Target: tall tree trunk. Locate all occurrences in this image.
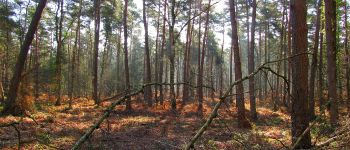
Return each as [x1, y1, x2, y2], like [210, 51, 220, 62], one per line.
[282, 3, 288, 107]
[154, 1, 161, 104]
[197, 0, 211, 113]
[345, 1, 350, 117]
[92, 0, 100, 105]
[290, 0, 311, 148]
[69, 0, 82, 109]
[319, 23, 325, 111]
[196, 0, 203, 112]
[55, 0, 64, 106]
[249, 0, 257, 120]
[229, 0, 248, 128]
[143, 0, 152, 107]
[264, 22, 269, 100]
[183, 0, 192, 105]
[219, 19, 225, 97]
[123, 0, 132, 111]
[169, 0, 176, 111]
[309, 0, 322, 120]
[325, 0, 338, 126]
[2, 0, 47, 115]
[116, 28, 122, 92]
[34, 29, 39, 102]
[287, 9, 292, 109]
[159, 0, 167, 105]
[258, 27, 263, 102]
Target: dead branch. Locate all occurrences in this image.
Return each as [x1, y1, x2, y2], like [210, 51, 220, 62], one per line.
[71, 82, 214, 149]
[184, 65, 264, 149]
[70, 88, 144, 150]
[185, 52, 310, 149]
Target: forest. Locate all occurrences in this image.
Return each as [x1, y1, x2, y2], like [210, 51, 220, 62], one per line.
[0, 0, 350, 149]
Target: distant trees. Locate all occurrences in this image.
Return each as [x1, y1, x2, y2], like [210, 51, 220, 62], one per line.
[2, 1, 350, 149]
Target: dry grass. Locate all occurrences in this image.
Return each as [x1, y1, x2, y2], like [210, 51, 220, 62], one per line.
[1, 94, 347, 149]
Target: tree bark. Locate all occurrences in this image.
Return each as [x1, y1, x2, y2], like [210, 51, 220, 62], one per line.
[154, 1, 161, 104]
[290, 0, 311, 148]
[55, 0, 64, 106]
[309, 0, 322, 120]
[143, 0, 153, 107]
[344, 1, 350, 117]
[197, 0, 211, 113]
[229, 0, 248, 128]
[2, 0, 47, 115]
[249, 0, 257, 120]
[169, 0, 176, 111]
[92, 0, 100, 105]
[123, 0, 132, 111]
[325, 0, 338, 126]
[158, 0, 167, 105]
[196, 0, 203, 112]
[182, 0, 192, 105]
[319, 23, 325, 111]
[69, 0, 82, 109]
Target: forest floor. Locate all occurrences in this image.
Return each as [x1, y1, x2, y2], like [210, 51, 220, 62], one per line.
[0, 94, 347, 150]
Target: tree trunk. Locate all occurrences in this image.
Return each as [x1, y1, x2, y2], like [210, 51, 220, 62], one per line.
[319, 23, 324, 111]
[158, 0, 167, 105]
[249, 0, 257, 120]
[325, 0, 338, 126]
[182, 0, 192, 105]
[154, 1, 161, 104]
[309, 0, 322, 120]
[264, 22, 269, 100]
[290, 0, 311, 148]
[197, 0, 211, 113]
[123, 0, 132, 111]
[34, 29, 39, 102]
[344, 1, 350, 117]
[2, 0, 47, 115]
[69, 0, 82, 109]
[220, 19, 225, 97]
[92, 0, 100, 105]
[229, 0, 248, 128]
[143, 0, 153, 107]
[196, 0, 203, 112]
[169, 0, 176, 111]
[55, 0, 64, 106]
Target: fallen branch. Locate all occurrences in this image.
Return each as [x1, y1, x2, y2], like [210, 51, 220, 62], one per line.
[71, 82, 215, 149]
[185, 65, 264, 150]
[184, 52, 309, 149]
[70, 88, 144, 150]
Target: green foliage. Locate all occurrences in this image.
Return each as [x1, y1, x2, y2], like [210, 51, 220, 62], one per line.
[36, 132, 52, 145]
[311, 116, 335, 137]
[206, 140, 218, 150]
